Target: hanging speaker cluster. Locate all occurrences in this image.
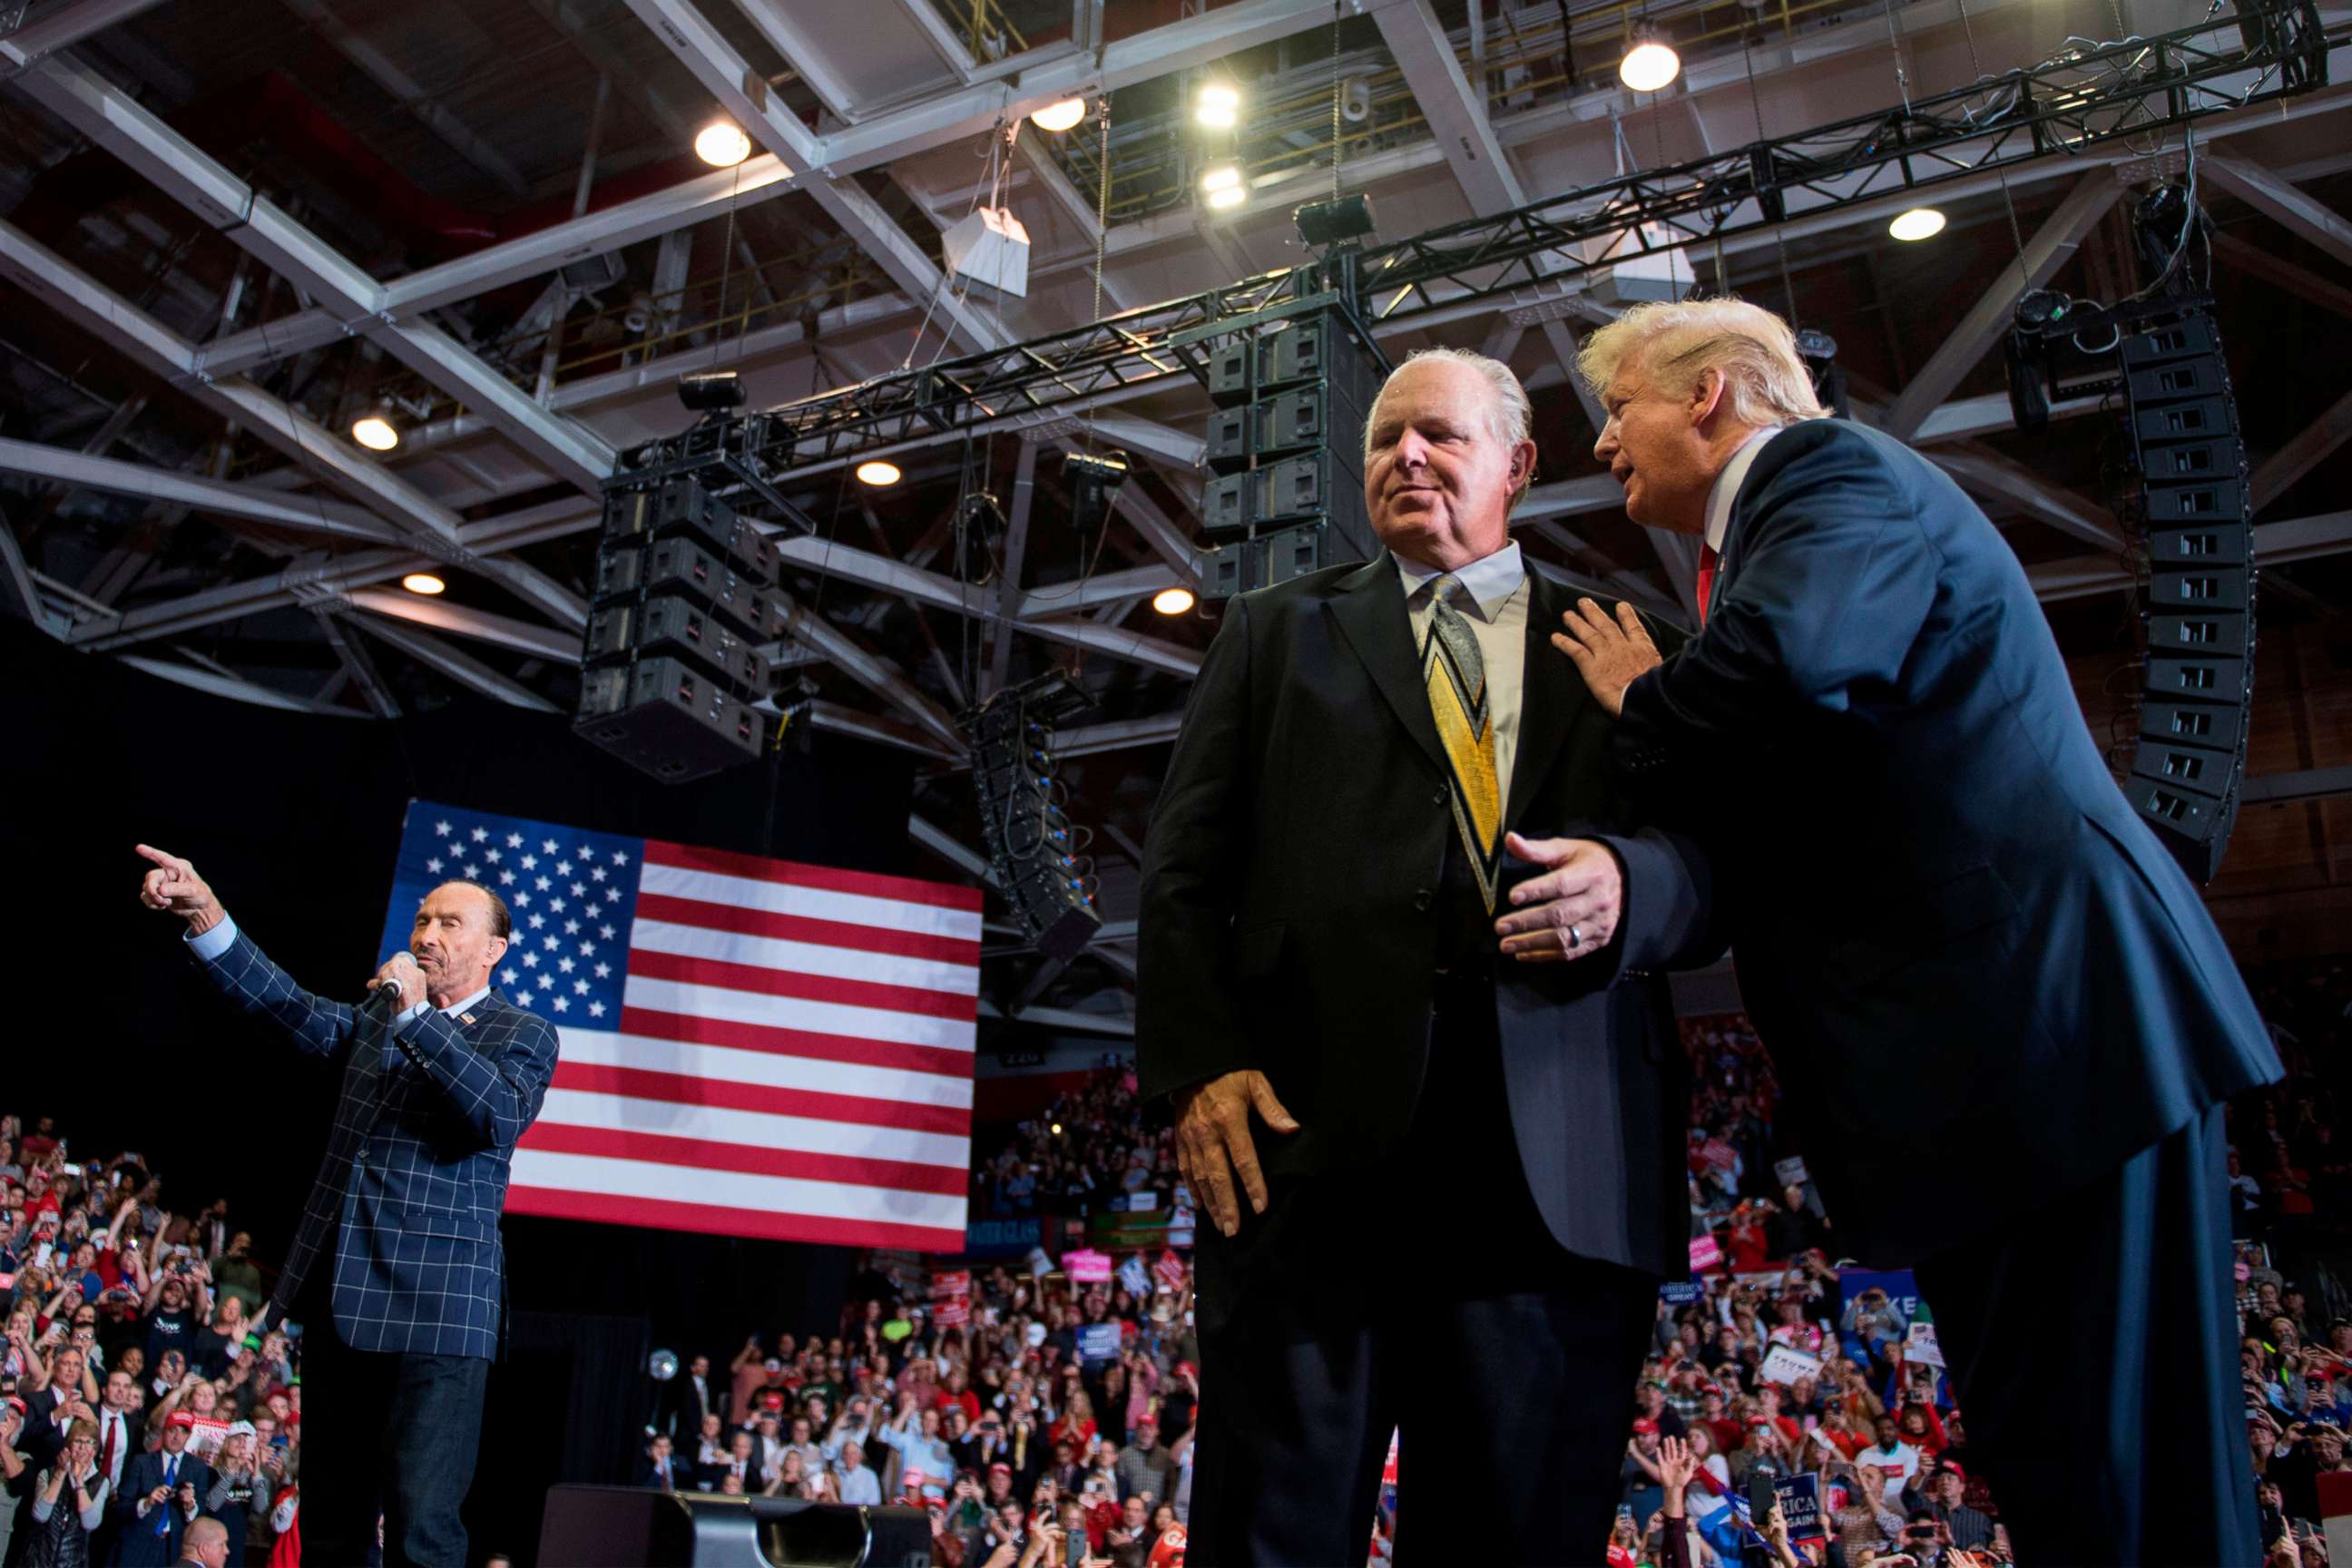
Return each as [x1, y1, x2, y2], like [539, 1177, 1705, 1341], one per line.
[965, 671, 1102, 960]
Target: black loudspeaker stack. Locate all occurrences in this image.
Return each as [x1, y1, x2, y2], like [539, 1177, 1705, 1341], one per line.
[575, 478, 782, 782]
[2115, 302, 2256, 884]
[1198, 311, 1386, 601]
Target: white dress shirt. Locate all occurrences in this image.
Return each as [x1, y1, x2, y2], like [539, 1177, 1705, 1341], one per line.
[1703, 426, 1787, 556]
[185, 917, 492, 1025]
[1395, 540, 1530, 808]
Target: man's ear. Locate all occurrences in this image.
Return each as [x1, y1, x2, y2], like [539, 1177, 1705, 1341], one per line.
[1508, 438, 1539, 494]
[487, 935, 508, 969]
[1689, 367, 1729, 428]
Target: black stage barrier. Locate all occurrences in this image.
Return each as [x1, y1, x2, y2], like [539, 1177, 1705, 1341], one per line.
[535, 1485, 933, 1567]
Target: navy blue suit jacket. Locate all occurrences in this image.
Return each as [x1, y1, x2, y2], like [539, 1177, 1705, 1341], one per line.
[1140, 557, 1722, 1285]
[1617, 417, 2278, 1261]
[191, 929, 559, 1358]
[111, 1448, 210, 1568]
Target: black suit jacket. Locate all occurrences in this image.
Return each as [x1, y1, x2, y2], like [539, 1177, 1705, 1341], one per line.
[113, 1449, 211, 1568]
[1618, 417, 2279, 1261]
[1139, 555, 1720, 1280]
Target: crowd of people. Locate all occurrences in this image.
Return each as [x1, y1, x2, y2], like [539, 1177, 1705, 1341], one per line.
[640, 1254, 1200, 1568]
[967, 1073, 1181, 1226]
[0, 1116, 302, 1568]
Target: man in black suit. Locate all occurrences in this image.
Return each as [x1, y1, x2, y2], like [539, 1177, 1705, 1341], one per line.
[1139, 347, 1720, 1563]
[113, 1413, 210, 1568]
[1554, 298, 2280, 1564]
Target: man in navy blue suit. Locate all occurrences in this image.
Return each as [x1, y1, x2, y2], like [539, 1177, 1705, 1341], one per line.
[1550, 299, 2280, 1564]
[113, 1411, 210, 1568]
[136, 846, 560, 1568]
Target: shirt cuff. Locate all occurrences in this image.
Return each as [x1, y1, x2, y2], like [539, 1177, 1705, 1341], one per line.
[183, 916, 239, 963]
[395, 1000, 432, 1028]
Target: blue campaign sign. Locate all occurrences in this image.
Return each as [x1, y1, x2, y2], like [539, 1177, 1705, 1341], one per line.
[1837, 1267, 1922, 1322]
[1776, 1472, 1822, 1539]
[1660, 1279, 1705, 1306]
[1076, 1323, 1121, 1364]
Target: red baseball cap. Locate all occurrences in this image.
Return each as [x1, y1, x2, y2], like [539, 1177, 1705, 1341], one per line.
[1939, 1461, 1966, 1481]
[1632, 1418, 1660, 1436]
[166, 1411, 196, 1429]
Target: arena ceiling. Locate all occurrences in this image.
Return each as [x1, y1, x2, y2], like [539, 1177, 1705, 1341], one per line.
[3, 0, 2349, 1033]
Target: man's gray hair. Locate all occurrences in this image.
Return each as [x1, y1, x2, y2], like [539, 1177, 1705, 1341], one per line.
[1575, 298, 1828, 427]
[1362, 347, 1536, 504]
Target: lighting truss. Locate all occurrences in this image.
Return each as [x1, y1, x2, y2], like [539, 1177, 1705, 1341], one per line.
[610, 0, 2328, 511]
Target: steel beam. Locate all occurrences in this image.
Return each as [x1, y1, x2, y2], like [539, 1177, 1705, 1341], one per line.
[13, 53, 616, 490]
[1884, 175, 2123, 441]
[1372, 0, 1524, 216]
[2204, 152, 2352, 270]
[1050, 710, 1184, 757]
[312, 607, 401, 718]
[623, 0, 1010, 358]
[346, 611, 563, 711]
[2210, 230, 2352, 321]
[775, 590, 965, 750]
[279, 0, 530, 194]
[0, 436, 408, 544]
[0, 0, 164, 69]
[116, 655, 357, 714]
[1931, 446, 2124, 549]
[2252, 383, 2352, 514]
[802, 700, 960, 760]
[1019, 614, 1200, 677]
[0, 519, 54, 632]
[2242, 766, 2352, 806]
[910, 812, 997, 884]
[340, 586, 581, 662]
[2029, 511, 2352, 600]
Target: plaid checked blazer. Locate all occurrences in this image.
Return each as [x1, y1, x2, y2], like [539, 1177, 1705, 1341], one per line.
[191, 928, 559, 1359]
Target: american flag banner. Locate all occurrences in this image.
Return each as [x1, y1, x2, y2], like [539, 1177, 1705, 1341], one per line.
[375, 799, 980, 1251]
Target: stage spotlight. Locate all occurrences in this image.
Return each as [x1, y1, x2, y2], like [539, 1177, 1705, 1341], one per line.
[402, 573, 446, 596]
[855, 459, 902, 487]
[675, 370, 745, 414]
[1031, 97, 1087, 133]
[1889, 207, 1947, 242]
[351, 415, 399, 452]
[1619, 27, 1681, 92]
[1294, 193, 1376, 248]
[694, 120, 751, 168]
[1152, 586, 1197, 616]
[1200, 162, 1247, 211]
[1195, 83, 1240, 128]
[1063, 449, 1130, 540]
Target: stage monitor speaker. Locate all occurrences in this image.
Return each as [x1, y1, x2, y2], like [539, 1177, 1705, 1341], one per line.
[536, 1485, 931, 1567]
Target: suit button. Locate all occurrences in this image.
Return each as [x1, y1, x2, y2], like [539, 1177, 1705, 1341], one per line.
[1413, 889, 1434, 912]
[1431, 789, 1446, 807]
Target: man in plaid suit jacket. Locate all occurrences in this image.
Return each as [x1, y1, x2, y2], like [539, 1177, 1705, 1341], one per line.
[136, 844, 558, 1568]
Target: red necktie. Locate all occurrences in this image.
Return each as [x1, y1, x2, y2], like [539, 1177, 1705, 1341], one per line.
[1695, 544, 1720, 624]
[99, 1414, 115, 1482]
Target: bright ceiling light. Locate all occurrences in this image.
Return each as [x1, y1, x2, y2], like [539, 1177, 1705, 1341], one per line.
[1030, 97, 1087, 133]
[1888, 206, 1948, 241]
[855, 459, 902, 487]
[1619, 34, 1681, 93]
[694, 120, 751, 168]
[350, 416, 398, 451]
[1200, 162, 1247, 210]
[1195, 83, 1240, 128]
[1152, 586, 1197, 617]
[401, 573, 446, 596]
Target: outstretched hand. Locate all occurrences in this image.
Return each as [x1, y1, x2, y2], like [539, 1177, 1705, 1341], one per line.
[1551, 598, 1664, 717]
[135, 845, 223, 935]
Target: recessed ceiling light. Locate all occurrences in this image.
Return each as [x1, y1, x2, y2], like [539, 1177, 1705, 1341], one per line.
[855, 459, 902, 487]
[401, 573, 446, 596]
[351, 416, 398, 452]
[1152, 586, 1197, 616]
[1030, 98, 1087, 133]
[694, 121, 751, 168]
[1619, 34, 1681, 93]
[1888, 206, 1948, 241]
[1195, 83, 1240, 129]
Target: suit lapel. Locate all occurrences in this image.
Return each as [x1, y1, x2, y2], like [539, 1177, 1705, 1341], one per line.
[1506, 570, 1589, 830]
[1326, 556, 1445, 773]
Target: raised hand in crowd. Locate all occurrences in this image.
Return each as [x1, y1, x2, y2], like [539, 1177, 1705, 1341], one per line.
[1656, 1435, 1695, 1516]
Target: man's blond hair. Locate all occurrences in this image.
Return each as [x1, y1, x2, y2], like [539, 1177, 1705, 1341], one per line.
[1575, 298, 1828, 428]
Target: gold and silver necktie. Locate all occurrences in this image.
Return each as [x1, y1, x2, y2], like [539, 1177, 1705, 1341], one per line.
[1424, 574, 1503, 911]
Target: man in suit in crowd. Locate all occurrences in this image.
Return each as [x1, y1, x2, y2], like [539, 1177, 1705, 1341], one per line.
[1139, 348, 1720, 1563]
[135, 848, 561, 1568]
[662, 1353, 718, 1440]
[113, 1411, 210, 1568]
[1552, 297, 2280, 1563]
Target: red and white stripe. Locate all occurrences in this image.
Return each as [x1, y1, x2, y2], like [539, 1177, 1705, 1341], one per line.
[506, 840, 982, 1251]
